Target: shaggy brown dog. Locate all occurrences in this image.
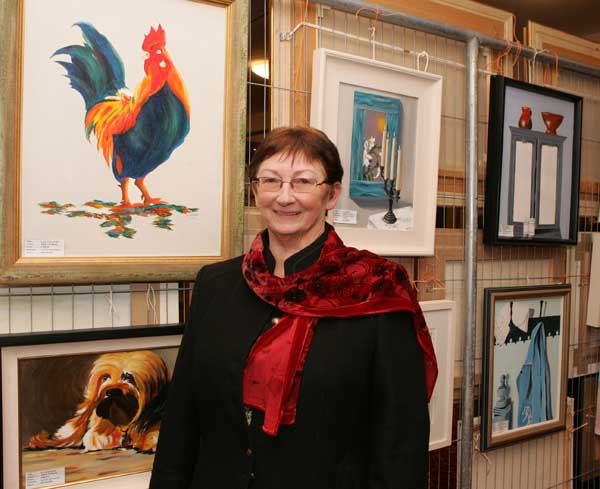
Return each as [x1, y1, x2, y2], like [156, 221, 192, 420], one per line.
[29, 350, 170, 452]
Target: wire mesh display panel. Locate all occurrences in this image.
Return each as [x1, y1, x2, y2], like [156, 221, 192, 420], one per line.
[0, 283, 184, 332]
[245, 1, 600, 488]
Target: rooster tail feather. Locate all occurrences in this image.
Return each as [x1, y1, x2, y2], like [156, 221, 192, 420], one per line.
[53, 22, 126, 110]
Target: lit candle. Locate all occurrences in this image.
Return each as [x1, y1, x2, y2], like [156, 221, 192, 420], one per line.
[381, 128, 388, 179]
[390, 134, 396, 183]
[395, 145, 402, 191]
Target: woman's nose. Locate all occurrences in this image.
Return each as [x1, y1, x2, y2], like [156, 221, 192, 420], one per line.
[275, 182, 296, 204]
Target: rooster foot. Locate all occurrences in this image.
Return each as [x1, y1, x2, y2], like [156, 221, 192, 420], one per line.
[113, 201, 143, 210]
[143, 197, 164, 206]
[133, 179, 164, 206]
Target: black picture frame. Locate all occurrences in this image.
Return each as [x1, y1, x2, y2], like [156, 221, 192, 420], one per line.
[0, 325, 183, 489]
[484, 76, 583, 246]
[481, 285, 570, 451]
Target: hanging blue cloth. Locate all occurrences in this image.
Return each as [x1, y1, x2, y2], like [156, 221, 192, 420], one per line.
[516, 321, 553, 426]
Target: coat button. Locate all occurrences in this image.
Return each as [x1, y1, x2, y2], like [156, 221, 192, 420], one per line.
[271, 317, 280, 325]
[246, 448, 253, 456]
[250, 472, 255, 479]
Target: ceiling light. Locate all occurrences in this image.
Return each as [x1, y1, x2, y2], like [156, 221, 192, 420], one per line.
[250, 59, 269, 79]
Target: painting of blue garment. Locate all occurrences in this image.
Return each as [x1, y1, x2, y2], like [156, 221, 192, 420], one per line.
[492, 295, 562, 433]
[349, 92, 402, 198]
[482, 285, 569, 451]
[517, 321, 553, 426]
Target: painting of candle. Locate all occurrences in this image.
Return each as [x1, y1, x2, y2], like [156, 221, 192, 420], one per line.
[396, 145, 402, 191]
[381, 132, 401, 192]
[349, 91, 401, 198]
[389, 133, 396, 182]
[381, 121, 388, 180]
[311, 48, 443, 254]
[336, 85, 417, 233]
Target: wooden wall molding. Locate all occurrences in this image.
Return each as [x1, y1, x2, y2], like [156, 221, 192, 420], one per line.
[528, 21, 600, 69]
[373, 0, 513, 40]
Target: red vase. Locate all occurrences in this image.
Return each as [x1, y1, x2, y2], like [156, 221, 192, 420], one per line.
[518, 106, 532, 129]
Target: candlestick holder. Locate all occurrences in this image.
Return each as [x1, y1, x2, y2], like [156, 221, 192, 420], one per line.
[382, 177, 401, 224]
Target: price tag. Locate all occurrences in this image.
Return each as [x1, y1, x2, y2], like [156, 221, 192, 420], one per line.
[333, 209, 358, 225]
[26, 468, 65, 489]
[23, 240, 65, 257]
[492, 420, 509, 434]
[498, 224, 514, 237]
[526, 218, 536, 237]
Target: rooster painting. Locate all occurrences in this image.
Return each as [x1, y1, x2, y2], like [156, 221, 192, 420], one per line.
[53, 22, 190, 208]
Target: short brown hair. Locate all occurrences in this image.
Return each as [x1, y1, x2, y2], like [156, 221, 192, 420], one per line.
[249, 127, 343, 183]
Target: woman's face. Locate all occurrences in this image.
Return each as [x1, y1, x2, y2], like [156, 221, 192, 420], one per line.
[252, 152, 341, 248]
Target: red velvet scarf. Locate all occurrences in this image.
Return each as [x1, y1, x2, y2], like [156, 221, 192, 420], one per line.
[242, 228, 438, 436]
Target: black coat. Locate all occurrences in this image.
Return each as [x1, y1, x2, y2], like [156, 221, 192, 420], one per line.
[149, 255, 429, 489]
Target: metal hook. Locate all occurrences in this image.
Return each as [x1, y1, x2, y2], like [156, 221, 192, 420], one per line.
[105, 288, 117, 320]
[417, 50, 430, 72]
[146, 285, 158, 324]
[531, 48, 548, 82]
[368, 26, 376, 60]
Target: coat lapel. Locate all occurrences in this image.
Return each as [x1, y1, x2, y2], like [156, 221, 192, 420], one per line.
[220, 275, 273, 438]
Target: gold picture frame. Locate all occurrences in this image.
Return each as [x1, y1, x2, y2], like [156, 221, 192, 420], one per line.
[481, 284, 571, 451]
[0, 0, 247, 284]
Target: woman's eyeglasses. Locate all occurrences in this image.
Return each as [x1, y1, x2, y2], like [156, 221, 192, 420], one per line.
[251, 177, 328, 193]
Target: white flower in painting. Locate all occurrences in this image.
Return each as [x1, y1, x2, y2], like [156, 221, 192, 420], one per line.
[362, 137, 381, 181]
[362, 137, 382, 181]
[362, 137, 376, 169]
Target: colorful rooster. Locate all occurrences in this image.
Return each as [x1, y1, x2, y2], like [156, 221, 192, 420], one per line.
[53, 23, 190, 207]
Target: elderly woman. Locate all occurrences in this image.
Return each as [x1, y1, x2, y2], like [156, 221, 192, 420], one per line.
[150, 127, 437, 489]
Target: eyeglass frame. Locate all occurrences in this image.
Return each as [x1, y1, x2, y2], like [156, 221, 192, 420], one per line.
[250, 176, 331, 193]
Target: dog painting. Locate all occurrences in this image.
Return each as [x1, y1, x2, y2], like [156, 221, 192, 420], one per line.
[17, 346, 178, 487]
[27, 350, 170, 452]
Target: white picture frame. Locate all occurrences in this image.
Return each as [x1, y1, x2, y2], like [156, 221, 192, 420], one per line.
[421, 300, 456, 451]
[586, 233, 600, 328]
[310, 48, 443, 256]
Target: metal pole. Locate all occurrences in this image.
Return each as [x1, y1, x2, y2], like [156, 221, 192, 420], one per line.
[315, 0, 600, 79]
[459, 36, 479, 489]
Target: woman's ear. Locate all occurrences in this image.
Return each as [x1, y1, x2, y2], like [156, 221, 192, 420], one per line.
[326, 182, 342, 211]
[251, 180, 259, 206]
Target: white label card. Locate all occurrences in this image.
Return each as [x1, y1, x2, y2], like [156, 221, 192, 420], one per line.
[498, 224, 514, 237]
[492, 420, 509, 434]
[526, 218, 536, 237]
[26, 467, 65, 489]
[333, 209, 358, 225]
[23, 240, 65, 257]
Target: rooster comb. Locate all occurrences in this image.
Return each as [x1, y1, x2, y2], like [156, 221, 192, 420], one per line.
[142, 25, 166, 52]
